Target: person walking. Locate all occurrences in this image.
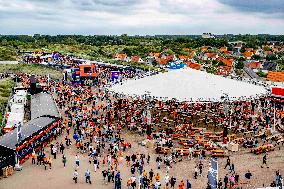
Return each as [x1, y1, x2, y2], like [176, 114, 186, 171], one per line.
[261, 152, 269, 168]
[131, 175, 136, 189]
[245, 170, 253, 187]
[156, 156, 161, 169]
[85, 169, 92, 184]
[218, 178, 222, 189]
[224, 174, 228, 189]
[149, 169, 154, 182]
[73, 170, 79, 184]
[75, 154, 80, 167]
[115, 171, 121, 189]
[164, 174, 170, 186]
[31, 151, 36, 164]
[178, 180, 185, 189]
[47, 156, 52, 170]
[199, 162, 203, 176]
[229, 163, 235, 174]
[60, 143, 65, 154]
[147, 154, 150, 164]
[102, 169, 107, 182]
[194, 166, 198, 179]
[186, 179, 191, 189]
[62, 154, 67, 168]
[93, 157, 98, 172]
[52, 146, 57, 159]
[170, 176, 176, 188]
[224, 157, 230, 170]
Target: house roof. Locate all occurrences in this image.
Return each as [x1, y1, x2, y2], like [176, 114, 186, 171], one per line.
[31, 93, 60, 120]
[263, 62, 277, 71]
[235, 44, 242, 48]
[179, 56, 189, 60]
[224, 51, 233, 55]
[245, 48, 253, 52]
[157, 58, 168, 65]
[0, 117, 56, 150]
[149, 53, 160, 59]
[243, 51, 254, 57]
[187, 62, 201, 70]
[205, 53, 217, 58]
[217, 66, 232, 76]
[131, 56, 140, 62]
[264, 51, 273, 55]
[247, 61, 261, 69]
[219, 47, 227, 52]
[201, 47, 209, 52]
[218, 57, 233, 67]
[244, 68, 259, 79]
[266, 72, 284, 82]
[115, 53, 127, 60]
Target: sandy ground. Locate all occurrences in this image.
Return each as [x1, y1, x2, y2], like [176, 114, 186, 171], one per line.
[0, 128, 284, 189]
[1, 87, 283, 189]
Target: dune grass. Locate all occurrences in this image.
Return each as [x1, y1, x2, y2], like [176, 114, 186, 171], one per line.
[0, 78, 15, 135]
[0, 64, 62, 80]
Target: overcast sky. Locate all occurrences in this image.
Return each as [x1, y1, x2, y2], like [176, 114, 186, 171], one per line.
[0, 0, 283, 35]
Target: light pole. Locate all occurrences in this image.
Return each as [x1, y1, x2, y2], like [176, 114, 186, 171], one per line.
[273, 100, 276, 133]
[221, 93, 229, 144]
[15, 122, 23, 171]
[144, 91, 152, 137]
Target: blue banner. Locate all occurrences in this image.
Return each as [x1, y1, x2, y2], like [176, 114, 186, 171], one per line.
[111, 71, 120, 83]
[208, 158, 218, 189]
[168, 62, 186, 69]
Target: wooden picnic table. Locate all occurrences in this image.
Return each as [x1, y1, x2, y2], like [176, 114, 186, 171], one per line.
[175, 148, 190, 156]
[194, 149, 201, 156]
[209, 135, 222, 141]
[243, 131, 254, 136]
[215, 131, 223, 136]
[211, 149, 225, 157]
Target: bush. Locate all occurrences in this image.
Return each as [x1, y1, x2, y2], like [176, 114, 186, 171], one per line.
[235, 61, 244, 69]
[256, 72, 268, 78]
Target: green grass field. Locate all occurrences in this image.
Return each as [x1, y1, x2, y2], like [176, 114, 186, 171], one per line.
[0, 78, 15, 135]
[0, 64, 63, 80]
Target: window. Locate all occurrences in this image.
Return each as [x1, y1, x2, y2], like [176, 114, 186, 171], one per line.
[84, 67, 92, 73]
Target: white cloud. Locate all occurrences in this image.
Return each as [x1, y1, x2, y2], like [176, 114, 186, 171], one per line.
[0, 0, 283, 35]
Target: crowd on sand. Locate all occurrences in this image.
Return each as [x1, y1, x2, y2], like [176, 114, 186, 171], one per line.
[10, 67, 284, 188]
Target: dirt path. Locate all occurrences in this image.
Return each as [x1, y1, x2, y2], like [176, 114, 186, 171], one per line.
[1, 127, 284, 189]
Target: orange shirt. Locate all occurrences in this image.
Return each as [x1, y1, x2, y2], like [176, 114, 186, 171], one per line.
[155, 175, 160, 181]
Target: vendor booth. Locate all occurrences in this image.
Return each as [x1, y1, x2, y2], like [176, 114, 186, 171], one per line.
[0, 93, 61, 172]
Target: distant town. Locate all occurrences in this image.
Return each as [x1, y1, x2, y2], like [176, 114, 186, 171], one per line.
[1, 34, 284, 83]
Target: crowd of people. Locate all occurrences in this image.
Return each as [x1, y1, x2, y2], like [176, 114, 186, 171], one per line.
[3, 60, 283, 189]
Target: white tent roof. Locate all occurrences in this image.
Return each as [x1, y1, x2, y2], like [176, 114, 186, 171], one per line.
[109, 68, 267, 102]
[5, 112, 24, 128]
[10, 104, 25, 114]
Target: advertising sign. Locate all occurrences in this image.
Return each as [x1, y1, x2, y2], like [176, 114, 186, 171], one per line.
[111, 71, 120, 83]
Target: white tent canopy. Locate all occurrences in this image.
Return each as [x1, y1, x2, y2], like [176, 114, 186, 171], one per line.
[109, 68, 267, 102]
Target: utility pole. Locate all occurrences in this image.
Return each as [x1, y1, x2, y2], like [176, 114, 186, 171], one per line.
[273, 101, 276, 133]
[15, 122, 23, 171]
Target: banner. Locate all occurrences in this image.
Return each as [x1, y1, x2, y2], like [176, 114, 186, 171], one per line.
[168, 62, 186, 70]
[271, 87, 284, 98]
[111, 71, 120, 83]
[17, 122, 22, 143]
[208, 158, 218, 189]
